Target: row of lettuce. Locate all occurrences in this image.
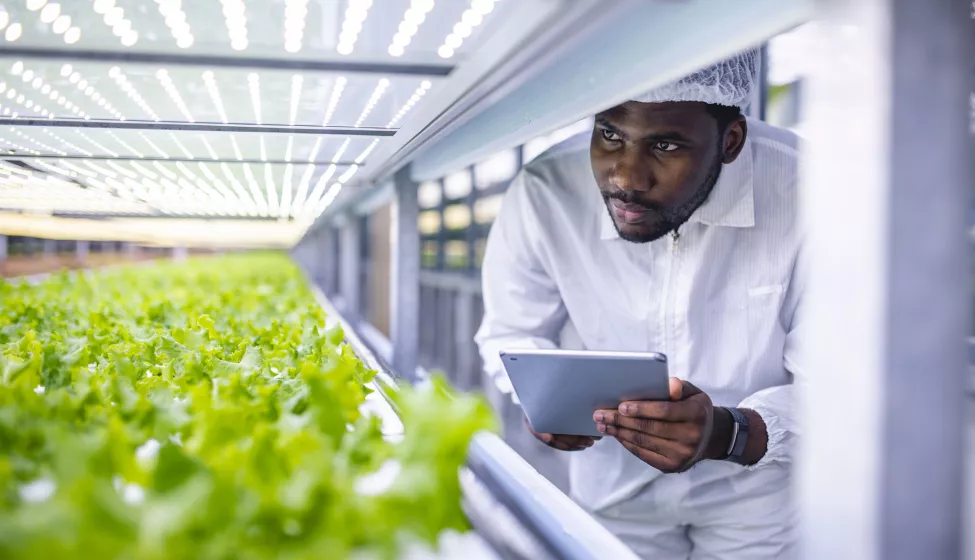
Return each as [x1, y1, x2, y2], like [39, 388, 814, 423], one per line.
[0, 253, 495, 559]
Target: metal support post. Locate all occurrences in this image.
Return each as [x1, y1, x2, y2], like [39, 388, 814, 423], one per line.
[0, 234, 8, 262]
[43, 239, 55, 256]
[338, 215, 362, 319]
[798, 2, 971, 559]
[172, 246, 188, 261]
[390, 166, 420, 381]
[75, 240, 89, 262]
[123, 242, 136, 257]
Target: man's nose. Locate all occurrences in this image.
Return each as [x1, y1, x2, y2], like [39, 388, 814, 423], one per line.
[607, 152, 653, 193]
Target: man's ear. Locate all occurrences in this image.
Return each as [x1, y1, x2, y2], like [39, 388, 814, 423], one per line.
[721, 117, 748, 164]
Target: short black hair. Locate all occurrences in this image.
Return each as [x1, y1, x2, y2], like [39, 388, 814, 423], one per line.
[704, 104, 743, 134]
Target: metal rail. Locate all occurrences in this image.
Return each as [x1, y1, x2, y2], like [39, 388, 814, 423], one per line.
[0, 153, 361, 166]
[0, 46, 455, 77]
[0, 118, 397, 137]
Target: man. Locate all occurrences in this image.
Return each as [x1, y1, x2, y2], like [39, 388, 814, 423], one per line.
[475, 51, 803, 559]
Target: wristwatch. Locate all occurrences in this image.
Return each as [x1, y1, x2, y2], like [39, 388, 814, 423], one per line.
[720, 407, 750, 464]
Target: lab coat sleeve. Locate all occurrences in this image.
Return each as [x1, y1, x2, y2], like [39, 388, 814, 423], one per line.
[473, 169, 568, 395]
[737, 244, 807, 469]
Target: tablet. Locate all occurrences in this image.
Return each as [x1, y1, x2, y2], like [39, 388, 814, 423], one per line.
[499, 349, 670, 437]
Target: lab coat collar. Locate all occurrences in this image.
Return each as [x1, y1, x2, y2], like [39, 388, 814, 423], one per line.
[599, 137, 755, 241]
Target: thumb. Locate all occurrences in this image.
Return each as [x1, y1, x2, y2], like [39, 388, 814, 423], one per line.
[670, 378, 703, 401]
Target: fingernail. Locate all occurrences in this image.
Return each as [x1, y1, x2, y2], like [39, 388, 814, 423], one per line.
[605, 424, 617, 435]
[596, 423, 606, 433]
[620, 403, 634, 415]
[593, 412, 605, 422]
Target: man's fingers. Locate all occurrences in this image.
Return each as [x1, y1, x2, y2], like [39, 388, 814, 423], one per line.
[613, 399, 700, 422]
[668, 377, 684, 401]
[602, 425, 690, 458]
[593, 411, 690, 441]
[678, 379, 703, 399]
[618, 440, 682, 473]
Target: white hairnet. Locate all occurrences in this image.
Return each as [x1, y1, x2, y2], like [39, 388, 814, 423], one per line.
[631, 50, 758, 108]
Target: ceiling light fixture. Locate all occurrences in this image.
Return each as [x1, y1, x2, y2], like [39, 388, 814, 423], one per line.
[337, 0, 372, 55]
[388, 0, 435, 57]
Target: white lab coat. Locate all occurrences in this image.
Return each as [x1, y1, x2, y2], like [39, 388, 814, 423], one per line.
[474, 118, 805, 559]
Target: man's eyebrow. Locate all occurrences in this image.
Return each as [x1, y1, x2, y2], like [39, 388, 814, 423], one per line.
[595, 117, 625, 136]
[643, 131, 694, 143]
[595, 118, 694, 144]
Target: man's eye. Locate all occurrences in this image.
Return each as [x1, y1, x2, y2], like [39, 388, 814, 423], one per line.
[655, 142, 679, 152]
[601, 129, 622, 142]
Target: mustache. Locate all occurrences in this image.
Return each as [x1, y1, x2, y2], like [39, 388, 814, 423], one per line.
[601, 190, 665, 212]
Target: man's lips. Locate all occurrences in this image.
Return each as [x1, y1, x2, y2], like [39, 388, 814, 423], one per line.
[608, 198, 651, 224]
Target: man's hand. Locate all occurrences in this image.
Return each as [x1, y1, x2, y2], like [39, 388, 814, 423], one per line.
[593, 378, 735, 473]
[525, 417, 599, 451]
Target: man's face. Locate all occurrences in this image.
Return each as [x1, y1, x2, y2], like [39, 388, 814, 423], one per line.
[590, 101, 745, 243]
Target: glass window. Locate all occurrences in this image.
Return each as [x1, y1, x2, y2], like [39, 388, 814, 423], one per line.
[443, 204, 472, 230]
[418, 180, 442, 209]
[475, 237, 488, 268]
[445, 241, 468, 269]
[523, 117, 593, 163]
[474, 195, 503, 224]
[418, 211, 441, 235]
[443, 170, 472, 199]
[474, 149, 519, 189]
[422, 241, 439, 268]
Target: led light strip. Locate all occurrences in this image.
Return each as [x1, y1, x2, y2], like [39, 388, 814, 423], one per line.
[299, 164, 337, 216]
[387, 80, 431, 127]
[6, 63, 59, 117]
[109, 67, 160, 121]
[75, 130, 119, 157]
[330, 138, 351, 163]
[202, 71, 229, 124]
[230, 135, 243, 161]
[279, 163, 295, 219]
[288, 75, 303, 125]
[169, 133, 194, 160]
[138, 132, 170, 159]
[200, 135, 219, 160]
[289, 163, 316, 216]
[388, 0, 435, 57]
[0, 137, 41, 156]
[220, 0, 248, 51]
[242, 163, 268, 216]
[337, 0, 372, 55]
[61, 64, 125, 120]
[156, 0, 194, 49]
[438, 0, 495, 58]
[0, 81, 55, 119]
[321, 76, 347, 126]
[156, 69, 194, 122]
[11, 128, 65, 155]
[248, 73, 262, 125]
[106, 131, 144, 158]
[0, 9, 24, 43]
[42, 129, 92, 156]
[284, 0, 309, 53]
[354, 139, 380, 164]
[284, 136, 294, 162]
[25, 1, 82, 44]
[264, 163, 279, 215]
[353, 79, 389, 127]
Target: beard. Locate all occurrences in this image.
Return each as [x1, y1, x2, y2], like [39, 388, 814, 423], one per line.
[602, 152, 724, 244]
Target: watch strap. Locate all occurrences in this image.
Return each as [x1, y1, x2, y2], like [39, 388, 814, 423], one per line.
[722, 407, 750, 464]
